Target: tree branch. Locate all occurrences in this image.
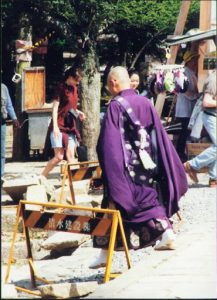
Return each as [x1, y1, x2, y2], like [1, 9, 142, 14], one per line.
[130, 28, 166, 69]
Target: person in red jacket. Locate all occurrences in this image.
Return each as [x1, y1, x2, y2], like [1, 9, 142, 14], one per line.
[42, 65, 85, 178]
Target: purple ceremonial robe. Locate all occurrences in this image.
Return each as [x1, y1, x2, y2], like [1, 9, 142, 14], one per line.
[97, 89, 188, 223]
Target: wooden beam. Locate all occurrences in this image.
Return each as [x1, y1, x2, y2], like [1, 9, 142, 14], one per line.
[155, 92, 167, 118]
[198, 0, 212, 92]
[13, 14, 32, 161]
[167, 0, 191, 64]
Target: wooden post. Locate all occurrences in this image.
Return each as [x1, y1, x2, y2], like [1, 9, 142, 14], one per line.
[198, 0, 212, 92]
[155, 92, 167, 118]
[167, 0, 191, 64]
[117, 212, 131, 269]
[5, 203, 22, 284]
[157, 0, 191, 119]
[104, 212, 118, 283]
[12, 15, 32, 161]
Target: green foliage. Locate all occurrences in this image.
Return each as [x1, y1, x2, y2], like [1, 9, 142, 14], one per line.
[2, 0, 200, 68]
[1, 0, 201, 159]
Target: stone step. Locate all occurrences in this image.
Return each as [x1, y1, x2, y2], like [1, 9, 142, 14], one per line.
[2, 238, 50, 265]
[1, 206, 23, 233]
[38, 281, 98, 298]
[1, 191, 102, 233]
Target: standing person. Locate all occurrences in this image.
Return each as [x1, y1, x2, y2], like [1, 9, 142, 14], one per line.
[1, 83, 20, 183]
[175, 50, 199, 162]
[89, 66, 188, 268]
[184, 70, 217, 187]
[129, 70, 140, 93]
[129, 69, 153, 103]
[41, 65, 85, 178]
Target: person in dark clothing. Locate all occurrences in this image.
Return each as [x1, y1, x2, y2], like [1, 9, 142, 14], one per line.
[89, 66, 188, 268]
[175, 51, 199, 162]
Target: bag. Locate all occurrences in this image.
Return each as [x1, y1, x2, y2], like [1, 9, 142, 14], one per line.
[75, 144, 88, 162]
[188, 94, 203, 130]
[64, 109, 79, 129]
[188, 94, 204, 140]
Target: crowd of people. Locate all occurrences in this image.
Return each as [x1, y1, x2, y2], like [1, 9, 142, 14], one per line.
[1, 50, 216, 268]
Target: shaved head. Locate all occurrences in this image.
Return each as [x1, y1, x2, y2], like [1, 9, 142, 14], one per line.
[108, 66, 130, 83]
[107, 66, 131, 96]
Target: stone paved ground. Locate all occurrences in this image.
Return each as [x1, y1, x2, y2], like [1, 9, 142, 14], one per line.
[1, 158, 216, 298]
[1, 126, 216, 298]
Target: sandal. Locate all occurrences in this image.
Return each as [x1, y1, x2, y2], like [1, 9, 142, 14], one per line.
[183, 161, 198, 183]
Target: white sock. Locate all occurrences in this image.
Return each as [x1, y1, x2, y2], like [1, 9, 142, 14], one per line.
[89, 249, 108, 268]
[154, 229, 176, 250]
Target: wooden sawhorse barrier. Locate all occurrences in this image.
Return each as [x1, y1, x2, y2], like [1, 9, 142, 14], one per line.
[59, 160, 101, 205]
[5, 201, 131, 296]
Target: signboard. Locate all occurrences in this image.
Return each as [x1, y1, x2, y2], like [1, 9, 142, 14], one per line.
[22, 67, 46, 111]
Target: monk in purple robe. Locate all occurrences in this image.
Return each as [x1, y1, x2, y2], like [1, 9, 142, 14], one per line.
[89, 66, 188, 268]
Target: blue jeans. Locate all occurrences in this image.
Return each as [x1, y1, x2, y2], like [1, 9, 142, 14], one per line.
[189, 113, 217, 180]
[50, 132, 77, 149]
[1, 124, 6, 178]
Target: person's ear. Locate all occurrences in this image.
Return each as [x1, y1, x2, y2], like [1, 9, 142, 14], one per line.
[111, 79, 118, 89]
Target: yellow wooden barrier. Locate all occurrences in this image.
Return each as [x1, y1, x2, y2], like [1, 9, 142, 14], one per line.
[5, 200, 131, 295]
[59, 160, 101, 205]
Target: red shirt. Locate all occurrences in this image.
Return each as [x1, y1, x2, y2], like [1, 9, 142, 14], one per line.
[53, 82, 78, 128]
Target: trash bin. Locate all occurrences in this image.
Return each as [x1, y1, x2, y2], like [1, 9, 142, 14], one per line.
[27, 108, 51, 151]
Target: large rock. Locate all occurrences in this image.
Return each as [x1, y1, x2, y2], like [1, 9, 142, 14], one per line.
[38, 175, 56, 200]
[52, 180, 91, 204]
[2, 173, 56, 204]
[90, 194, 103, 207]
[39, 282, 98, 298]
[31, 239, 51, 260]
[41, 232, 90, 251]
[2, 174, 39, 202]
[25, 184, 48, 210]
[63, 202, 94, 217]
